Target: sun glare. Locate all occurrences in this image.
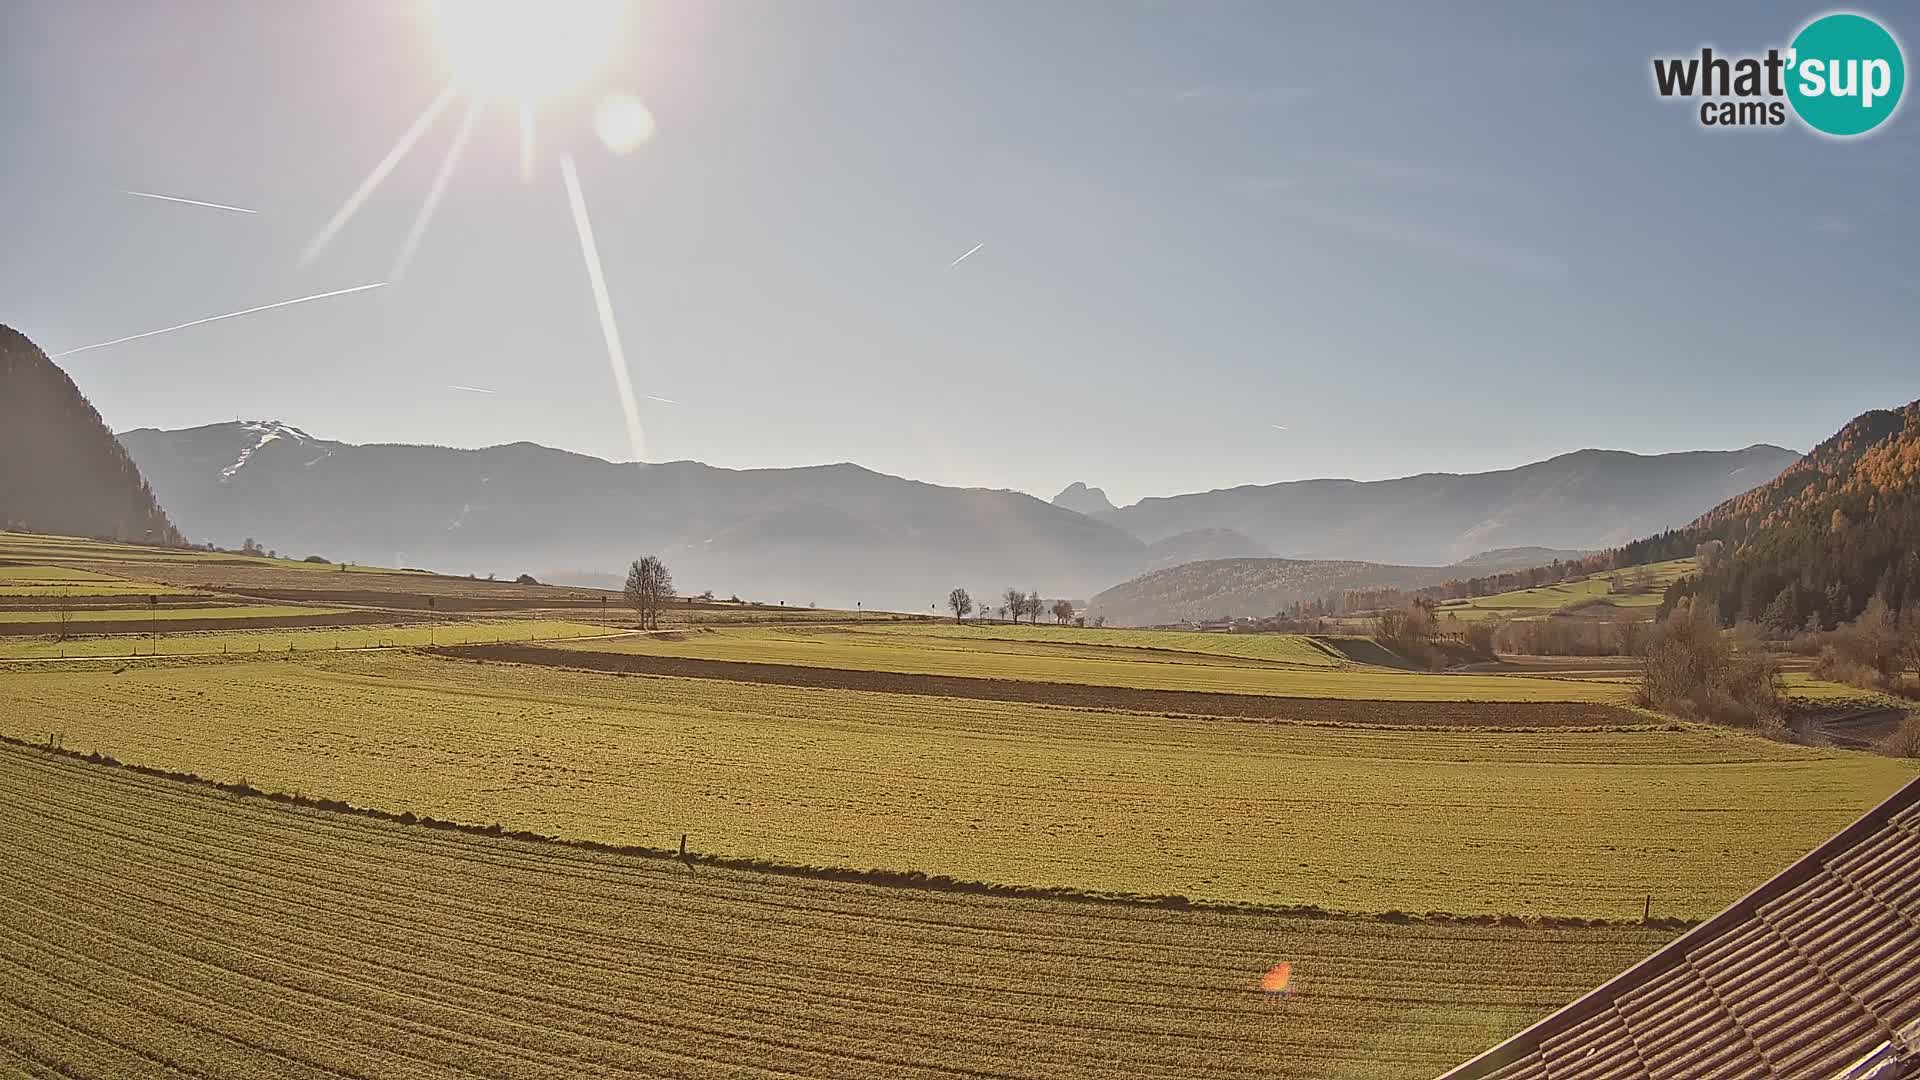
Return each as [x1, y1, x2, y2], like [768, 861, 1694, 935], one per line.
[303, 1, 657, 457]
[594, 93, 656, 154]
[429, 0, 625, 99]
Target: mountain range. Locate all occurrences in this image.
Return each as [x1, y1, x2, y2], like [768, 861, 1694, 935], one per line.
[0, 325, 178, 545]
[1071, 444, 1801, 566]
[116, 421, 1146, 609]
[115, 416, 1798, 615]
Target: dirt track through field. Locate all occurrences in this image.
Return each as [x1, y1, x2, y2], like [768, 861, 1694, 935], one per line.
[436, 644, 1651, 728]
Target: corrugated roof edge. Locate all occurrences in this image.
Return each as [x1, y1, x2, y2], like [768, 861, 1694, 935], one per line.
[1435, 772, 1920, 1080]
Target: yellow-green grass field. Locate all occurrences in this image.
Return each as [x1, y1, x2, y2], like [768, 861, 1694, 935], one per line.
[0, 745, 1672, 1080]
[4, 652, 1909, 919]
[551, 625, 1638, 703]
[865, 621, 1347, 665]
[0, 620, 617, 660]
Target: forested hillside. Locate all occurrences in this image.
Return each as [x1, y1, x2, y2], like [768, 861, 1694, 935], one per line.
[1625, 400, 1920, 629]
[0, 325, 180, 545]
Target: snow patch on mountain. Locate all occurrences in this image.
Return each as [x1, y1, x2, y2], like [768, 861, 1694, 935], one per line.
[221, 420, 313, 482]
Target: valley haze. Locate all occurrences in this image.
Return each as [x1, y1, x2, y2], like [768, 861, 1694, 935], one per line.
[119, 418, 1796, 615]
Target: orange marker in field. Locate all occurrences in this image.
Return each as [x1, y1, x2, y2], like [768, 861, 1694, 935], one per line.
[1261, 962, 1292, 994]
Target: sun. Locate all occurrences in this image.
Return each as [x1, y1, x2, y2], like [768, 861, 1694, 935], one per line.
[304, 0, 659, 462]
[429, 0, 625, 99]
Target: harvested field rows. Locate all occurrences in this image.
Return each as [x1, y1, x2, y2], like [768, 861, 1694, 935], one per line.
[550, 627, 1636, 702]
[4, 653, 1910, 917]
[0, 744, 1671, 1080]
[448, 643, 1649, 727]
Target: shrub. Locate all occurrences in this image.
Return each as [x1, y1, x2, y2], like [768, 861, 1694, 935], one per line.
[302, 554, 330, 564]
[1808, 598, 1919, 697]
[1882, 715, 1920, 758]
[514, 573, 540, 585]
[1636, 599, 1784, 728]
[1462, 621, 1498, 661]
[1375, 602, 1446, 669]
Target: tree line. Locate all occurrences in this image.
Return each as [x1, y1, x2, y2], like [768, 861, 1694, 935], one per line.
[947, 587, 1076, 625]
[1636, 401, 1920, 632]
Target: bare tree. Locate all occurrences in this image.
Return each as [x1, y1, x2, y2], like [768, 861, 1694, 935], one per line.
[625, 555, 675, 630]
[1003, 587, 1025, 625]
[54, 596, 71, 642]
[947, 588, 973, 623]
[1052, 599, 1074, 625]
[1026, 590, 1042, 626]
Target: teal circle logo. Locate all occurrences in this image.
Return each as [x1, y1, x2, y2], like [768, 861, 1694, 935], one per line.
[1787, 13, 1905, 136]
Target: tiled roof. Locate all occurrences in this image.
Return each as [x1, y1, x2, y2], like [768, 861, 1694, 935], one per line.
[1438, 776, 1920, 1080]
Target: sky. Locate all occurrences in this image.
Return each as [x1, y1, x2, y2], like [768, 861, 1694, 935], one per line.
[3, 1, 1917, 506]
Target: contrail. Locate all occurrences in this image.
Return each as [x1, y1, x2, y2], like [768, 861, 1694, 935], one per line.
[53, 283, 388, 358]
[391, 97, 485, 280]
[560, 153, 648, 463]
[301, 80, 460, 266]
[1271, 424, 1290, 431]
[120, 189, 258, 215]
[946, 242, 985, 269]
[644, 394, 680, 405]
[449, 384, 496, 394]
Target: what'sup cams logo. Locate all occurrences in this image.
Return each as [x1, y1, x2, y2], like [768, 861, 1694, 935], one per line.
[1653, 11, 1905, 136]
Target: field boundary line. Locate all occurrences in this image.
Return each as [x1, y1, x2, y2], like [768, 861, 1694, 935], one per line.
[0, 737, 1695, 931]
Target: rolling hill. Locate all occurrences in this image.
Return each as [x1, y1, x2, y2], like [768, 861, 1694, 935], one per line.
[1622, 398, 1920, 629]
[1087, 552, 1558, 626]
[1093, 446, 1799, 566]
[1141, 527, 1274, 568]
[0, 325, 179, 545]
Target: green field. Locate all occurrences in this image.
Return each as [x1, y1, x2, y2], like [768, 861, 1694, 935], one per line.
[871, 622, 1347, 665]
[0, 620, 616, 659]
[0, 530, 419, 573]
[0, 744, 1670, 1080]
[0, 564, 194, 597]
[0, 603, 343, 624]
[1435, 558, 1697, 622]
[3, 652, 1907, 918]
[552, 625, 1638, 702]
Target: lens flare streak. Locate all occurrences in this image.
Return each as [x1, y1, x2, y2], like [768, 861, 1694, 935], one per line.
[560, 153, 647, 463]
[301, 81, 461, 266]
[392, 98, 486, 280]
[519, 98, 537, 183]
